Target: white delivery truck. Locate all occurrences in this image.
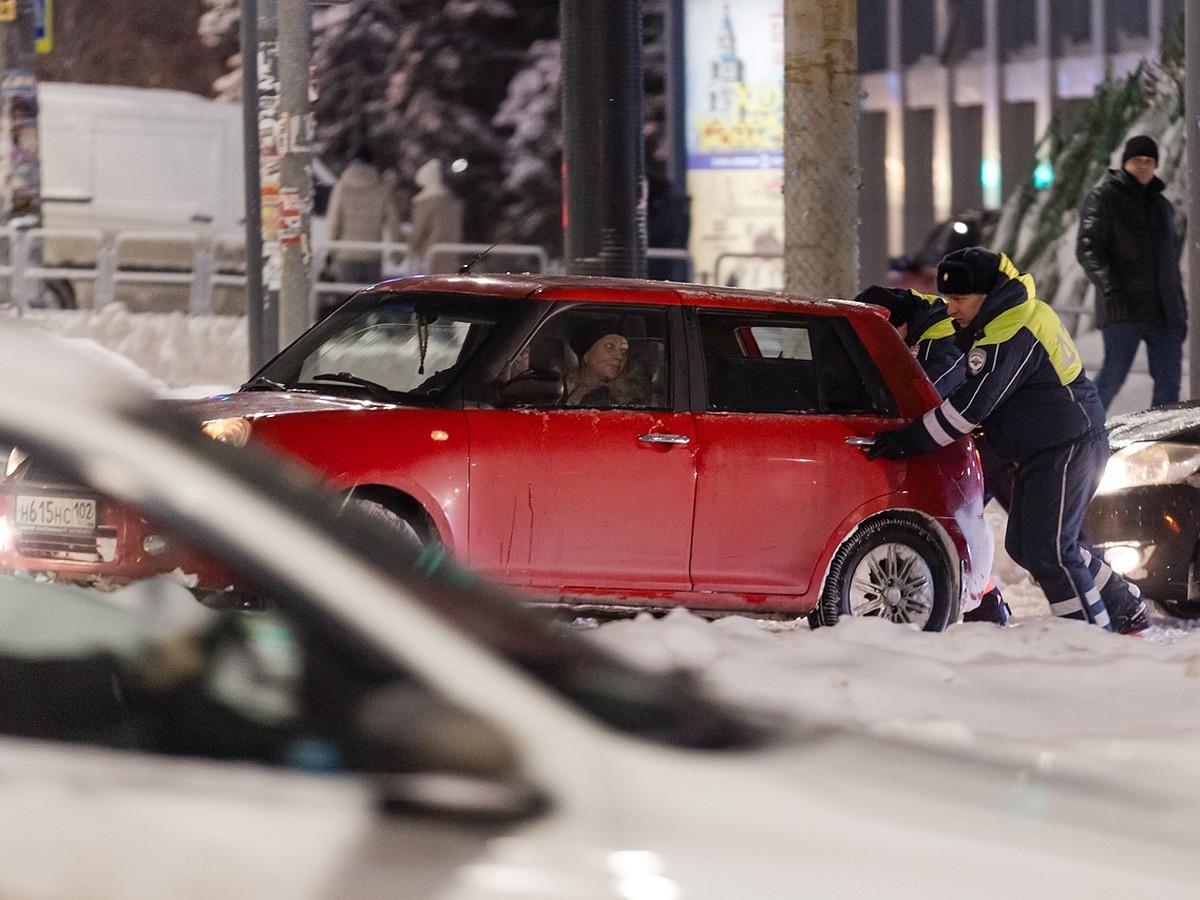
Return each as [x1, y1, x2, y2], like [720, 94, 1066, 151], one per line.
[33, 82, 246, 311]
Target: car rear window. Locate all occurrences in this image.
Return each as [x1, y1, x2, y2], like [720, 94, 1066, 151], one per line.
[697, 311, 879, 414]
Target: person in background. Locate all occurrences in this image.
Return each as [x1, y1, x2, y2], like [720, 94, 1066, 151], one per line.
[646, 157, 691, 282]
[408, 159, 465, 274]
[866, 247, 1148, 634]
[1076, 134, 1187, 411]
[326, 145, 403, 286]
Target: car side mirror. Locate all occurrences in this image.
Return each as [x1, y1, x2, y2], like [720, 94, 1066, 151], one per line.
[496, 370, 564, 407]
[352, 683, 545, 823]
[352, 682, 520, 779]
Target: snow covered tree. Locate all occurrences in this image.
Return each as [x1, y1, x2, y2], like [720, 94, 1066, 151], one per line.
[492, 0, 670, 255]
[493, 37, 560, 251]
[198, 0, 243, 100]
[38, 0, 228, 96]
[313, 0, 557, 239]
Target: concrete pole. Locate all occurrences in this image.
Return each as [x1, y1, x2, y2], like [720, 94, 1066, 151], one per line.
[1034, 0, 1053, 146]
[979, 0, 1001, 210]
[783, 0, 858, 299]
[883, 0, 904, 259]
[255, 0, 281, 362]
[276, 0, 313, 346]
[932, 0, 952, 222]
[1187, 1, 1200, 398]
[240, 0, 267, 372]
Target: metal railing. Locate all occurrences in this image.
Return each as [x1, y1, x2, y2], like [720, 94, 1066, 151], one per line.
[0, 225, 698, 318]
[711, 251, 785, 291]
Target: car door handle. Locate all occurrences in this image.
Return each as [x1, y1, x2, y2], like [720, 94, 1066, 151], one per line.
[638, 433, 691, 445]
[845, 436, 876, 447]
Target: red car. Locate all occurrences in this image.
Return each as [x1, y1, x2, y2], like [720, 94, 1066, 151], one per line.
[1, 274, 988, 629]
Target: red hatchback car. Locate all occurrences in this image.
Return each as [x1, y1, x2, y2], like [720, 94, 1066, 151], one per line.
[1, 274, 988, 629]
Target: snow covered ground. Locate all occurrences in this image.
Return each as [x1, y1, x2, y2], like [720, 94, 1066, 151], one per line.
[12, 302, 1200, 783]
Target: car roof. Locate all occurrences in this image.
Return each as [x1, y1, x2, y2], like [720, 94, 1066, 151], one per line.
[368, 273, 884, 320]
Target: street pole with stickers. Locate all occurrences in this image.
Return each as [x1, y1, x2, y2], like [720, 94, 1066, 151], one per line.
[242, 0, 315, 370]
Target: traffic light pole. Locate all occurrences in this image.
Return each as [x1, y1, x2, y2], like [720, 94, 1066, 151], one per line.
[1187, 4, 1200, 399]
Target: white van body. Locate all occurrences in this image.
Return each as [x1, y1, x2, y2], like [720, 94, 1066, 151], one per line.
[25, 82, 246, 311]
[38, 81, 245, 238]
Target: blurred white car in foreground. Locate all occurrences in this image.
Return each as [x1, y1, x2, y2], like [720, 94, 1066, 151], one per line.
[0, 319, 1197, 899]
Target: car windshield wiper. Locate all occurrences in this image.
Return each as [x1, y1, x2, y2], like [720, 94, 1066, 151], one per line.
[311, 371, 399, 402]
[240, 376, 290, 392]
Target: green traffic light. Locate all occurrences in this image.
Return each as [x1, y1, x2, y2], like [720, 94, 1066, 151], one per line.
[1033, 160, 1054, 190]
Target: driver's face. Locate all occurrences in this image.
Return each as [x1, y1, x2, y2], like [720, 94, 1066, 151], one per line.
[582, 334, 628, 382]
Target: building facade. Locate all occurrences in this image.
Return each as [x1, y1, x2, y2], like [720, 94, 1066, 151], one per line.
[856, 0, 1183, 284]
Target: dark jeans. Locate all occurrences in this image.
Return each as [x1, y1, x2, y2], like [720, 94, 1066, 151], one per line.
[1095, 322, 1184, 411]
[977, 432, 1142, 624]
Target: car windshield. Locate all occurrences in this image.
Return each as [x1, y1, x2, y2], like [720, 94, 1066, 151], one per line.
[251, 291, 515, 399]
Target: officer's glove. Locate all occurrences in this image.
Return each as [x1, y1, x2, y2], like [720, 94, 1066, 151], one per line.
[867, 429, 919, 461]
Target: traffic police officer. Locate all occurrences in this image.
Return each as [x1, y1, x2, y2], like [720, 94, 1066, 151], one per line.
[854, 285, 965, 396]
[866, 247, 1145, 632]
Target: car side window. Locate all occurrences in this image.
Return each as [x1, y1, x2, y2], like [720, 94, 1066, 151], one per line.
[698, 312, 876, 414]
[499, 306, 670, 410]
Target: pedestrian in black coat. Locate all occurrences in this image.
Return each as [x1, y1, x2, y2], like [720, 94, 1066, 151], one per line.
[1076, 134, 1187, 411]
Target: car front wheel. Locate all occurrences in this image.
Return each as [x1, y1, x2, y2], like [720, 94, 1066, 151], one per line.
[809, 515, 955, 632]
[344, 496, 427, 549]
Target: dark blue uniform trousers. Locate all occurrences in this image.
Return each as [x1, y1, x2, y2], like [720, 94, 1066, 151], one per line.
[1004, 429, 1113, 630]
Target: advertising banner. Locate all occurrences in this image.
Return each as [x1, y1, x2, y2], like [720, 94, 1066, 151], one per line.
[686, 0, 784, 288]
[34, 0, 51, 54]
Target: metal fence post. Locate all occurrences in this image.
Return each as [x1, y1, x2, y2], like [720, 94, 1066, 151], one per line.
[189, 238, 216, 316]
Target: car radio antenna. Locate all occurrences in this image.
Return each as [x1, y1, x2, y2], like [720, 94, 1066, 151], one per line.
[460, 241, 499, 274]
[460, 220, 522, 274]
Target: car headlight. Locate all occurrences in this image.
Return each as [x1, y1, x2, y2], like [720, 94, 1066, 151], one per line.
[202, 417, 252, 447]
[1096, 441, 1200, 493]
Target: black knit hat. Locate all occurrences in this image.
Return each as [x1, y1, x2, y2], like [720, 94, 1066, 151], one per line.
[1122, 135, 1158, 164]
[854, 285, 918, 326]
[569, 318, 623, 361]
[936, 247, 1001, 296]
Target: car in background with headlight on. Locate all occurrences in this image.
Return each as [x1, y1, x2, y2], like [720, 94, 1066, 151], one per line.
[1084, 401, 1200, 620]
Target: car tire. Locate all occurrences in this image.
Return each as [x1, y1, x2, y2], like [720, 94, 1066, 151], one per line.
[809, 515, 954, 632]
[1149, 597, 1200, 622]
[30, 279, 76, 310]
[344, 496, 427, 548]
